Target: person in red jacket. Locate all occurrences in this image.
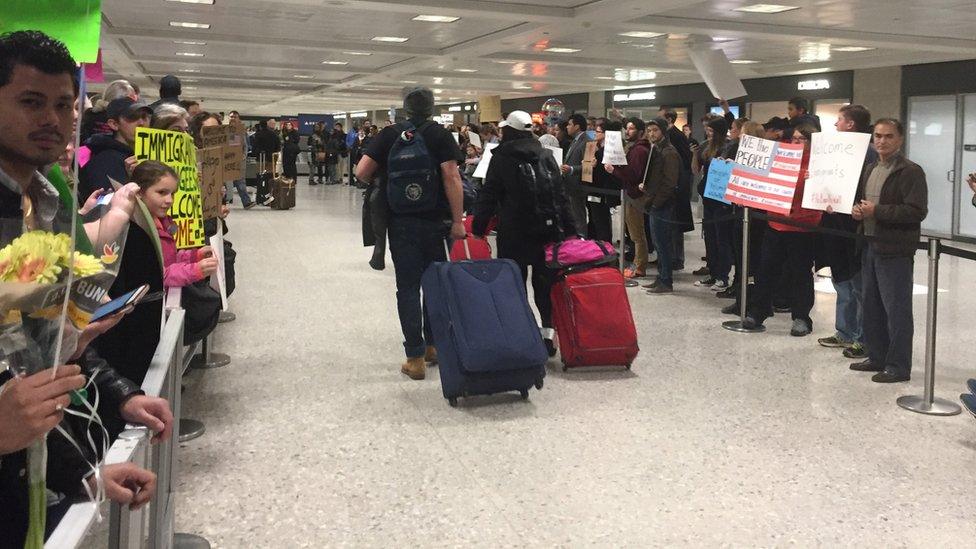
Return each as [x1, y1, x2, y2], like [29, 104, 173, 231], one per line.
[129, 161, 218, 289]
[744, 123, 822, 336]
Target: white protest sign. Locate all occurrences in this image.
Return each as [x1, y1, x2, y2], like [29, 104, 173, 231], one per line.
[209, 232, 228, 311]
[544, 145, 563, 167]
[468, 132, 482, 150]
[802, 131, 871, 214]
[603, 130, 628, 165]
[733, 134, 775, 170]
[472, 142, 498, 179]
[689, 46, 747, 101]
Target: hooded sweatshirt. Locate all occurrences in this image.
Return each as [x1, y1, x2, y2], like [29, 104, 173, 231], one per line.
[611, 138, 651, 199]
[78, 133, 133, 202]
[155, 216, 207, 288]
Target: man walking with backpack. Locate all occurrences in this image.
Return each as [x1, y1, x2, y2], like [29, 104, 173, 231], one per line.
[355, 87, 466, 380]
[472, 111, 578, 357]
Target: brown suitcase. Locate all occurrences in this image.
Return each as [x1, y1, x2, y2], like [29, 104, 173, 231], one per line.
[269, 153, 295, 210]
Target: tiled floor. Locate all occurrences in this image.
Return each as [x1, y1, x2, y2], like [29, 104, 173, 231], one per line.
[177, 183, 976, 547]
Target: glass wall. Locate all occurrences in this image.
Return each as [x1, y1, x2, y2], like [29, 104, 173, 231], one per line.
[958, 94, 976, 238]
[907, 95, 958, 236]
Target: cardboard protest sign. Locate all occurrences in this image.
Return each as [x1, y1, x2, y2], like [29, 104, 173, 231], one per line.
[198, 147, 224, 220]
[3, 0, 102, 62]
[704, 159, 734, 205]
[209, 232, 228, 311]
[581, 141, 598, 183]
[200, 125, 233, 149]
[689, 46, 747, 101]
[725, 134, 804, 216]
[603, 130, 627, 165]
[544, 145, 564, 167]
[222, 145, 244, 180]
[802, 131, 871, 214]
[134, 127, 204, 248]
[468, 132, 483, 150]
[472, 143, 499, 179]
[478, 95, 502, 122]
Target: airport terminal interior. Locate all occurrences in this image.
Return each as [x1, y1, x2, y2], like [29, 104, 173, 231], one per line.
[1, 0, 976, 547]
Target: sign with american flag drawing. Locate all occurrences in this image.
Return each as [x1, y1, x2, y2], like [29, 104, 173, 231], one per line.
[725, 134, 804, 216]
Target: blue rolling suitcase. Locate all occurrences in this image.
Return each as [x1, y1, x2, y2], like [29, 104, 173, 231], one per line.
[422, 244, 547, 407]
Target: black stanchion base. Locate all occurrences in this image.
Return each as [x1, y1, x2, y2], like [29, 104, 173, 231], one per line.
[178, 419, 206, 442]
[174, 533, 212, 549]
[722, 319, 766, 333]
[191, 352, 231, 369]
[896, 395, 961, 416]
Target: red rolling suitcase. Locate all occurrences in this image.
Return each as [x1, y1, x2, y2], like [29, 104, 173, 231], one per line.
[550, 266, 639, 370]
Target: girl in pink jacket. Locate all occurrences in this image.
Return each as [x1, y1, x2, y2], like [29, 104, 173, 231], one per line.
[131, 161, 218, 289]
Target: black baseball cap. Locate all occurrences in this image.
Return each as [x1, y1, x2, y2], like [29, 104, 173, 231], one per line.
[107, 97, 152, 121]
[763, 116, 789, 131]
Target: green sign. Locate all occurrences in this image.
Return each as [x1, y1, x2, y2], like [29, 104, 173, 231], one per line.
[0, 0, 102, 63]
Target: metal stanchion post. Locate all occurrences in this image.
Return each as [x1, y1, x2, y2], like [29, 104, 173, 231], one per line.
[896, 238, 961, 416]
[723, 207, 765, 333]
[619, 189, 639, 288]
[190, 333, 231, 369]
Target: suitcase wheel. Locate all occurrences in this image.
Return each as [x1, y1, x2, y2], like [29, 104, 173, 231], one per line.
[535, 378, 544, 390]
[626, 362, 632, 370]
[520, 389, 529, 400]
[562, 365, 568, 372]
[448, 397, 458, 407]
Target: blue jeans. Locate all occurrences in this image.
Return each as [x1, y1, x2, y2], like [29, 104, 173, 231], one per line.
[647, 203, 673, 286]
[388, 216, 447, 358]
[862, 245, 914, 376]
[225, 179, 252, 205]
[832, 271, 862, 344]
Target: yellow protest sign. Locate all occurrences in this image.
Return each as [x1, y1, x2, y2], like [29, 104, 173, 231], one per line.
[133, 128, 204, 249]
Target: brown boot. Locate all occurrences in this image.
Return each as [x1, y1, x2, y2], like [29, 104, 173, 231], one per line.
[400, 357, 426, 380]
[424, 346, 438, 364]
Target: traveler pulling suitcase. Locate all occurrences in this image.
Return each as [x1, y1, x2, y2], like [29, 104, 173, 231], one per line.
[270, 152, 296, 210]
[422, 240, 547, 407]
[550, 266, 639, 370]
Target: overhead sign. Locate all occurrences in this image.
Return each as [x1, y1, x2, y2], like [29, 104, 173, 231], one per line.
[134, 127, 204, 248]
[725, 134, 803, 216]
[802, 131, 871, 214]
[613, 91, 656, 102]
[798, 79, 830, 91]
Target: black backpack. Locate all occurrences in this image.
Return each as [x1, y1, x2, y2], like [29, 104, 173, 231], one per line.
[516, 148, 565, 241]
[386, 121, 440, 214]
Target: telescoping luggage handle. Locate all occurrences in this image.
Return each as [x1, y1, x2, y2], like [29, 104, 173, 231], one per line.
[443, 236, 473, 261]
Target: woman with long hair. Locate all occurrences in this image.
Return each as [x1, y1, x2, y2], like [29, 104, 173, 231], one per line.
[693, 116, 733, 291]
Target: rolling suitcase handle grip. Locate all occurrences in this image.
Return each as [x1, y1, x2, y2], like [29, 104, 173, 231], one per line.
[443, 236, 473, 261]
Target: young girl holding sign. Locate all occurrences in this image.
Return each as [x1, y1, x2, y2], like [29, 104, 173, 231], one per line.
[131, 161, 218, 289]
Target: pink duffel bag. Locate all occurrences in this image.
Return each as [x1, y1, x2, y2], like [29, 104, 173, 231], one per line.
[544, 238, 618, 270]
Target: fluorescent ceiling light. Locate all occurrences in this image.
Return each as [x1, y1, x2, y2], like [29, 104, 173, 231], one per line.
[167, 0, 214, 3]
[711, 36, 735, 42]
[372, 36, 409, 43]
[322, 61, 349, 65]
[595, 76, 614, 80]
[545, 47, 581, 53]
[793, 67, 832, 75]
[455, 69, 478, 73]
[400, 80, 418, 84]
[176, 52, 204, 57]
[343, 51, 372, 56]
[293, 75, 313, 79]
[433, 77, 444, 84]
[799, 42, 831, 63]
[619, 31, 665, 39]
[179, 69, 201, 73]
[174, 40, 206, 45]
[180, 79, 199, 83]
[432, 88, 443, 93]
[733, 4, 800, 13]
[730, 59, 760, 64]
[833, 46, 876, 52]
[412, 15, 460, 23]
[170, 21, 211, 29]
[183, 86, 198, 90]
[668, 33, 689, 40]
[614, 69, 656, 82]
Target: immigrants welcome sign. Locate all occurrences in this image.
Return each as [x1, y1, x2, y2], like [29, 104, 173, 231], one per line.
[134, 128, 204, 249]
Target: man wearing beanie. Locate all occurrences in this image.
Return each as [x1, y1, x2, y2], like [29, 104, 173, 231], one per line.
[642, 118, 681, 293]
[355, 87, 466, 381]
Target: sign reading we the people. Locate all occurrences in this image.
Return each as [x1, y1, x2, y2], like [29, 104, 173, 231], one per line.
[134, 128, 204, 248]
[725, 134, 804, 216]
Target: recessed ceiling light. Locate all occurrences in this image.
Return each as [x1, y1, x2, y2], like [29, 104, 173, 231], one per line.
[730, 59, 760, 64]
[545, 47, 581, 53]
[711, 36, 735, 42]
[668, 33, 689, 40]
[343, 51, 372, 56]
[169, 21, 211, 29]
[322, 61, 349, 65]
[799, 42, 831, 63]
[433, 77, 444, 84]
[166, 0, 214, 3]
[618, 31, 665, 39]
[179, 69, 201, 73]
[176, 52, 205, 57]
[833, 46, 876, 52]
[793, 67, 832, 75]
[412, 15, 460, 23]
[183, 86, 198, 90]
[733, 4, 800, 13]
[432, 88, 443, 93]
[181, 78, 199, 83]
[400, 80, 418, 84]
[174, 40, 207, 46]
[372, 36, 409, 43]
[293, 75, 313, 79]
[455, 69, 478, 73]
[595, 76, 614, 80]
[275, 83, 291, 87]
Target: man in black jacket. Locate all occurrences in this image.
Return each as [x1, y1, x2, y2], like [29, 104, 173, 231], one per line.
[662, 110, 694, 270]
[559, 113, 591, 237]
[148, 74, 181, 111]
[642, 118, 681, 294]
[78, 96, 151, 202]
[473, 110, 577, 356]
[251, 120, 281, 205]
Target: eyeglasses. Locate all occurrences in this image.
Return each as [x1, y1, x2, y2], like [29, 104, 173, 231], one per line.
[792, 135, 809, 142]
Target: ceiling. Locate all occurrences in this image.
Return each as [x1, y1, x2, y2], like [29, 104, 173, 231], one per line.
[96, 0, 976, 116]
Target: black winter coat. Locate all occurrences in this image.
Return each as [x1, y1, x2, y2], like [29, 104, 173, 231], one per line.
[78, 134, 132, 203]
[472, 137, 577, 265]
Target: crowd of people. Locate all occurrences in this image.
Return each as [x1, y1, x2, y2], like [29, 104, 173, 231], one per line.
[358, 87, 933, 387]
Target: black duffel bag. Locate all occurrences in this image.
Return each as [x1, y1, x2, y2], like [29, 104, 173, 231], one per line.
[182, 280, 221, 345]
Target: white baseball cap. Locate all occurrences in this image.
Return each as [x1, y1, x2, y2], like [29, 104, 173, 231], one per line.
[498, 110, 533, 131]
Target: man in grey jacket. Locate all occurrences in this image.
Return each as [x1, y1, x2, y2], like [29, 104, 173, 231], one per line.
[850, 118, 928, 383]
[559, 113, 592, 237]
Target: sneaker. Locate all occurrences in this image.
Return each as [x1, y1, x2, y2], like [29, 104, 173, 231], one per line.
[872, 371, 910, 383]
[243, 202, 256, 210]
[818, 335, 852, 348]
[400, 357, 426, 380]
[692, 266, 710, 276]
[790, 319, 812, 337]
[544, 338, 557, 357]
[967, 378, 976, 395]
[694, 277, 717, 287]
[710, 280, 729, 292]
[424, 346, 438, 365]
[646, 283, 673, 294]
[721, 302, 740, 315]
[849, 359, 883, 372]
[715, 287, 736, 299]
[842, 343, 867, 359]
